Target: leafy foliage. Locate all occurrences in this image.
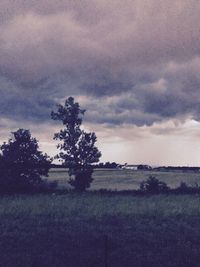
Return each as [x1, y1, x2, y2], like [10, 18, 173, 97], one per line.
[0, 129, 52, 193]
[173, 182, 200, 194]
[140, 176, 169, 194]
[51, 97, 101, 192]
[94, 162, 121, 168]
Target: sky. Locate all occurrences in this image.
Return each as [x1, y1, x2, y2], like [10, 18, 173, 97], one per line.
[0, 0, 200, 166]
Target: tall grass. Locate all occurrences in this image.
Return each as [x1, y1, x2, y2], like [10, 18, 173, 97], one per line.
[0, 193, 200, 266]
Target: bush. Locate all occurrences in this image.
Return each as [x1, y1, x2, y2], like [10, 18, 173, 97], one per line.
[178, 182, 189, 192]
[174, 182, 200, 194]
[140, 176, 169, 194]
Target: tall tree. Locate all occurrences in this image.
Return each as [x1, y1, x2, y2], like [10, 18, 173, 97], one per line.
[51, 97, 101, 192]
[0, 129, 52, 193]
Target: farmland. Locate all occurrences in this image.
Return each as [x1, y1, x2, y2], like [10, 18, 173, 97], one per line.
[1, 169, 200, 267]
[0, 193, 200, 267]
[48, 168, 200, 190]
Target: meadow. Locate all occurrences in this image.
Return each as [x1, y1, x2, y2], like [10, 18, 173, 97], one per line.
[1, 169, 200, 267]
[48, 168, 200, 190]
[0, 193, 200, 267]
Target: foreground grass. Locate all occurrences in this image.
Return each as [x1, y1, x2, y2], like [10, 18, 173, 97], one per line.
[0, 193, 200, 267]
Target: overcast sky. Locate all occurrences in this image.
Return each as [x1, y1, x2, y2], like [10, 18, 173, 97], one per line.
[0, 0, 200, 166]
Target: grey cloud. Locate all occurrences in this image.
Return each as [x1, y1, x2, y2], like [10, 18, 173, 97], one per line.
[0, 76, 55, 123]
[0, 1, 199, 127]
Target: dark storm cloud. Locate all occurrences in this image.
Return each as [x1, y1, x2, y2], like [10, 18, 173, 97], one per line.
[0, 0, 200, 127]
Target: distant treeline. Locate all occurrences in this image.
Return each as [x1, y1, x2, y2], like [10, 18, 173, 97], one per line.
[153, 166, 200, 172]
[136, 165, 200, 172]
[51, 162, 122, 169]
[93, 162, 122, 168]
[51, 163, 200, 172]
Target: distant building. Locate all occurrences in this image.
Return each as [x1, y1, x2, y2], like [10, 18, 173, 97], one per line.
[121, 164, 152, 170]
[121, 164, 138, 170]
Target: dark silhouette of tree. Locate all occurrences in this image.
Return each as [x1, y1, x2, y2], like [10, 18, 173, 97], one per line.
[0, 129, 52, 193]
[51, 97, 101, 192]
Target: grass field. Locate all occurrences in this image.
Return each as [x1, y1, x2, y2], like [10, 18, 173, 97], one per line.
[1, 193, 200, 267]
[48, 168, 200, 190]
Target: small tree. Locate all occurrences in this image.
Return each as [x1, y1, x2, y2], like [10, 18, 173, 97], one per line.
[0, 129, 52, 193]
[140, 176, 169, 194]
[51, 97, 101, 192]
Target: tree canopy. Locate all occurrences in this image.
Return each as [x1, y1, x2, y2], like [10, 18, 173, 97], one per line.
[51, 97, 101, 192]
[0, 129, 52, 193]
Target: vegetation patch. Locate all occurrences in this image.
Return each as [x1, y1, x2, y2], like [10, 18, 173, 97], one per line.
[0, 193, 200, 267]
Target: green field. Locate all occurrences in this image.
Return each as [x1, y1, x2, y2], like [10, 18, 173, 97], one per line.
[49, 168, 200, 190]
[1, 193, 200, 267]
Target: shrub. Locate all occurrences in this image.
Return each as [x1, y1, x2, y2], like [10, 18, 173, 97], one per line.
[174, 182, 200, 194]
[140, 176, 169, 194]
